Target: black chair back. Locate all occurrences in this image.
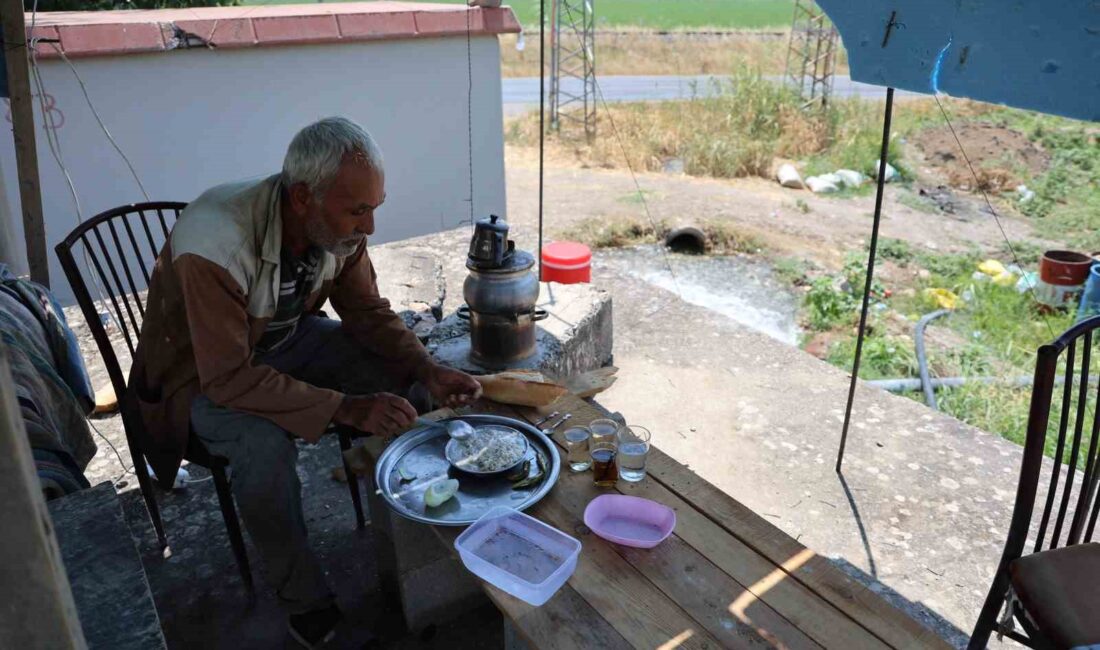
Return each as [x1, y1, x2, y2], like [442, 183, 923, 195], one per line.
[1015, 317, 1100, 555]
[54, 202, 185, 400]
[970, 316, 1100, 649]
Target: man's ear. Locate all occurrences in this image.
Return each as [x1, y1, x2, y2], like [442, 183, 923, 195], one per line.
[286, 182, 313, 216]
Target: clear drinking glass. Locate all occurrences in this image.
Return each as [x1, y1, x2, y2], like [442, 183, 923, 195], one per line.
[563, 426, 592, 472]
[589, 418, 619, 447]
[616, 425, 651, 482]
[589, 419, 621, 487]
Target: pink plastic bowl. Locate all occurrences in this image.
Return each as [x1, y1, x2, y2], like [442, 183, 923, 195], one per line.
[583, 494, 676, 549]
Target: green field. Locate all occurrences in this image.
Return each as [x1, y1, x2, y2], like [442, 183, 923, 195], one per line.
[241, 0, 796, 30]
[505, 0, 794, 30]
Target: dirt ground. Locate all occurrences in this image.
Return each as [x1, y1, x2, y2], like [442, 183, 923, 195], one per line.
[909, 123, 1051, 193]
[501, 146, 1048, 271]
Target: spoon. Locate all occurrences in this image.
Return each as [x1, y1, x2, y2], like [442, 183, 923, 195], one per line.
[417, 416, 476, 441]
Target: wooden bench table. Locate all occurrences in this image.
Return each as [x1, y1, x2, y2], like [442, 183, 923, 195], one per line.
[361, 393, 951, 649]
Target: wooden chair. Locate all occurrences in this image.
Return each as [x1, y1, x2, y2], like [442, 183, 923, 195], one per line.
[55, 202, 367, 592]
[969, 317, 1100, 649]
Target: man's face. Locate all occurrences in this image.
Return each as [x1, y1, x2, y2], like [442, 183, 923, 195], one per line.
[301, 155, 385, 256]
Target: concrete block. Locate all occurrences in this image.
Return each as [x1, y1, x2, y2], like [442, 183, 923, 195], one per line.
[413, 10, 486, 36]
[374, 505, 452, 574]
[326, 246, 445, 340]
[337, 12, 418, 40]
[251, 15, 340, 44]
[427, 281, 613, 379]
[370, 246, 446, 318]
[173, 18, 256, 48]
[57, 24, 166, 56]
[398, 555, 488, 631]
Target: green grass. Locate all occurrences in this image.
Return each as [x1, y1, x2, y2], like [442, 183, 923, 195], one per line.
[240, 0, 797, 30]
[507, 0, 795, 30]
[811, 246, 1086, 461]
[826, 327, 919, 380]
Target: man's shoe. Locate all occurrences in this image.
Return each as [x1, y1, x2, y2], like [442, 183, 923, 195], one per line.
[289, 604, 341, 649]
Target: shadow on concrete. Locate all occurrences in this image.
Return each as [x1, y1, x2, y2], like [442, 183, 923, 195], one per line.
[830, 557, 972, 649]
[838, 471, 878, 579]
[114, 435, 502, 649]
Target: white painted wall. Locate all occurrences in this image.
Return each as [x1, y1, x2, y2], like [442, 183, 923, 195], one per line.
[0, 35, 507, 303]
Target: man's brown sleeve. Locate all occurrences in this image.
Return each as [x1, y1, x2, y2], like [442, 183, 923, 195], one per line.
[329, 243, 433, 383]
[176, 253, 343, 442]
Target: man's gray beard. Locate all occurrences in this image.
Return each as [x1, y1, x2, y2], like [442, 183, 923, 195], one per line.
[306, 217, 364, 257]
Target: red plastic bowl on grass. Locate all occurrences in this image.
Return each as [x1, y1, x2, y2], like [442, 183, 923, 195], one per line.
[583, 494, 676, 549]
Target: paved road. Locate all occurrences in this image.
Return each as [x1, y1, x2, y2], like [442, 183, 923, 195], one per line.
[502, 74, 925, 115]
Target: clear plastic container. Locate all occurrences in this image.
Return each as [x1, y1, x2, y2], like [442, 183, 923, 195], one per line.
[454, 506, 581, 606]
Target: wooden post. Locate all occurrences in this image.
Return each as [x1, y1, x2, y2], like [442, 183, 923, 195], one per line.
[0, 349, 87, 649]
[0, 0, 49, 287]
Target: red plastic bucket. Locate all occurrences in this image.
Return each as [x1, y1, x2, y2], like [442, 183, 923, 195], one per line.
[541, 241, 592, 284]
[1040, 250, 1092, 286]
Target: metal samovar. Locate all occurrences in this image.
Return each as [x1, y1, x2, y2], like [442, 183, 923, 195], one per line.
[459, 216, 545, 368]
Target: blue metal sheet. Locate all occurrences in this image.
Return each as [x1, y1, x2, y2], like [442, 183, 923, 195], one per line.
[815, 1, 1100, 122]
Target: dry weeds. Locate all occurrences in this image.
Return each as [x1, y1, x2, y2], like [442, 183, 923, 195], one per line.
[498, 31, 849, 78]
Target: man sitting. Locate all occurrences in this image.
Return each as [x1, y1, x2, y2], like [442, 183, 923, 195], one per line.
[130, 116, 481, 647]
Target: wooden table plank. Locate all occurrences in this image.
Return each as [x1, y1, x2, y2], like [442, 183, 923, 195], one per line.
[507, 401, 892, 650]
[433, 498, 725, 649]
[522, 395, 952, 650]
[614, 478, 887, 650]
[479, 401, 827, 649]
[525, 496, 726, 650]
[436, 526, 634, 650]
[538, 465, 824, 650]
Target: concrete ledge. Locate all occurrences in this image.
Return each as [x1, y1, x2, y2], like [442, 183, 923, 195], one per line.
[428, 281, 614, 378]
[29, 2, 522, 59]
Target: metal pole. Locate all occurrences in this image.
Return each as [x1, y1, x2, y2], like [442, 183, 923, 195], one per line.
[549, 0, 560, 131]
[1, 0, 50, 286]
[538, 0, 545, 280]
[836, 86, 895, 474]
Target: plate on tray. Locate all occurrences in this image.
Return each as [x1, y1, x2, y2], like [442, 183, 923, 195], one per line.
[374, 414, 561, 526]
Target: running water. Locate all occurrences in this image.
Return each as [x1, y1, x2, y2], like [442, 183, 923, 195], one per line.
[598, 245, 801, 345]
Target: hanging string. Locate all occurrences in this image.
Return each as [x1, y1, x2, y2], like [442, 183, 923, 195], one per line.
[466, 5, 475, 228]
[932, 94, 1058, 340]
[592, 76, 683, 299]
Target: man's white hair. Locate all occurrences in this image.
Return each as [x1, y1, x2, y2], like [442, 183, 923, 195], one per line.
[282, 117, 384, 200]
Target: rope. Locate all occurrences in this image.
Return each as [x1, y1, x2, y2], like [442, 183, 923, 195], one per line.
[592, 76, 683, 298]
[932, 94, 1056, 340]
[466, 6, 475, 228]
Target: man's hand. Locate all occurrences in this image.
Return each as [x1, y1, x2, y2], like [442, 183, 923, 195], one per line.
[334, 393, 417, 439]
[419, 363, 483, 408]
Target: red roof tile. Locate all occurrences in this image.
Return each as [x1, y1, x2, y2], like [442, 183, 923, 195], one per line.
[26, 2, 522, 58]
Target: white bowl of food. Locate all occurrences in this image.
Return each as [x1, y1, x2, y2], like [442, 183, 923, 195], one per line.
[444, 424, 530, 477]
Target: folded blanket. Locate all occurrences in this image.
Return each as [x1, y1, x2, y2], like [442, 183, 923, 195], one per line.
[0, 263, 96, 472]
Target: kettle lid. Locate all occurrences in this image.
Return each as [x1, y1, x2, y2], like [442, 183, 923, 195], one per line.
[475, 214, 509, 234]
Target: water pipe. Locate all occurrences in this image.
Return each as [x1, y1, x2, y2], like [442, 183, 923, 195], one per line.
[868, 374, 1098, 393]
[664, 226, 707, 255]
[914, 309, 951, 410]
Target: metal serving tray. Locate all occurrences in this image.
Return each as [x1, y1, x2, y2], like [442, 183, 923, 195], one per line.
[373, 414, 561, 526]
